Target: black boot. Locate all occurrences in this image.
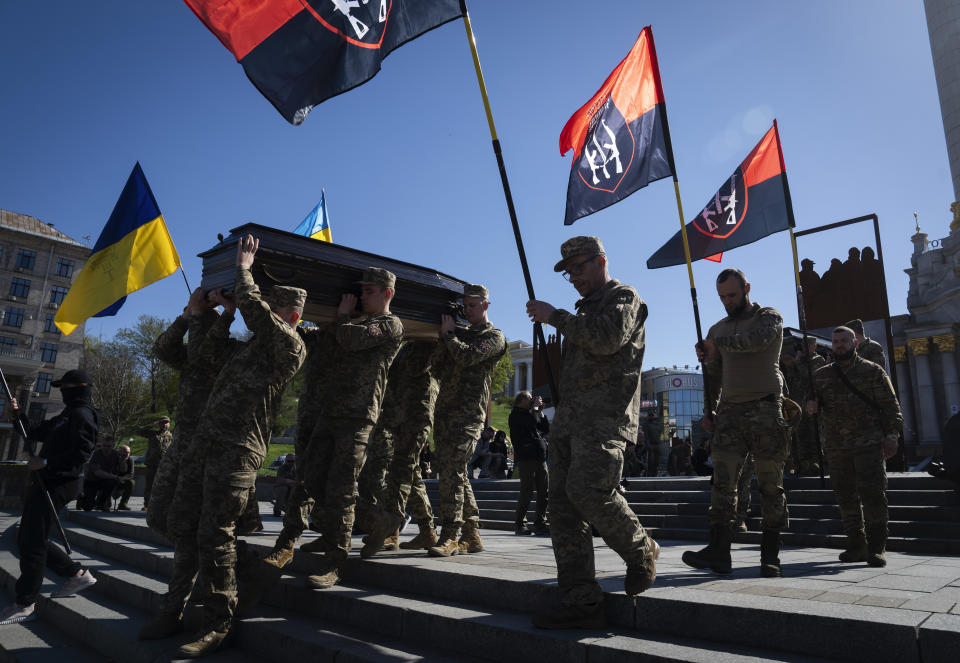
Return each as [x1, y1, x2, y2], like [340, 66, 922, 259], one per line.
[866, 525, 887, 567]
[760, 529, 782, 577]
[682, 524, 732, 574]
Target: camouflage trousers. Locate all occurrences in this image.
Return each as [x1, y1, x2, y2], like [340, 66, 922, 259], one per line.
[273, 410, 322, 548]
[355, 424, 394, 530]
[302, 415, 374, 559]
[795, 415, 822, 469]
[433, 418, 480, 532]
[146, 435, 189, 537]
[826, 444, 888, 538]
[737, 454, 754, 521]
[548, 426, 654, 607]
[376, 418, 436, 526]
[710, 399, 790, 530]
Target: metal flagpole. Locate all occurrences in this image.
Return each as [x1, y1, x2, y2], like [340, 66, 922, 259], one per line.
[179, 266, 192, 293]
[460, 1, 559, 403]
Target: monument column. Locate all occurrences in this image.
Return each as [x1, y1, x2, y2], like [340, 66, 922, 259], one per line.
[933, 333, 960, 415]
[908, 337, 940, 443]
[894, 346, 917, 444]
[924, 0, 960, 202]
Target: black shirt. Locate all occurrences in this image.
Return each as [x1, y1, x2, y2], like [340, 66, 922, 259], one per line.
[508, 406, 549, 462]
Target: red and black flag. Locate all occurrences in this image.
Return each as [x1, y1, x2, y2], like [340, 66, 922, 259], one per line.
[185, 0, 464, 124]
[646, 122, 794, 269]
[560, 26, 675, 226]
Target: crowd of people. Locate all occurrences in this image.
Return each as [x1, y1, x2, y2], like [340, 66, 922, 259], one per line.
[0, 233, 904, 647]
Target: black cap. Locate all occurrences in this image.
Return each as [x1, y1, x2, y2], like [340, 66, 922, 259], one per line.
[51, 369, 93, 388]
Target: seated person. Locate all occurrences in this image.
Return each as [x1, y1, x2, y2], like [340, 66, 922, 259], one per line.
[273, 453, 296, 517]
[78, 436, 121, 511]
[468, 426, 496, 478]
[111, 445, 136, 510]
[488, 430, 510, 479]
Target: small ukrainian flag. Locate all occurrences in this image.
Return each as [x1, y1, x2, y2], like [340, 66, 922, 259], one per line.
[55, 163, 180, 335]
[293, 191, 332, 242]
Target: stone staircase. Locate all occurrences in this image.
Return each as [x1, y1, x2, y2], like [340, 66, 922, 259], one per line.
[457, 473, 960, 555]
[1, 496, 958, 663]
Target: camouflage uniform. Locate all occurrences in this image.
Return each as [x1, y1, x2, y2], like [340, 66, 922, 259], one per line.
[143, 423, 173, 508]
[175, 268, 306, 634]
[704, 303, 790, 531]
[432, 318, 505, 537]
[813, 355, 901, 547]
[273, 325, 335, 551]
[735, 453, 754, 528]
[545, 278, 655, 607]
[301, 304, 403, 564]
[366, 342, 439, 532]
[858, 338, 886, 367]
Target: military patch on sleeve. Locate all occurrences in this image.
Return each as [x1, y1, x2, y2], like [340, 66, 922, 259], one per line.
[479, 340, 493, 352]
[368, 323, 384, 336]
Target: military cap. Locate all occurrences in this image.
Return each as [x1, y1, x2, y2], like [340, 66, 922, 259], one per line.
[553, 236, 605, 272]
[357, 267, 396, 290]
[52, 369, 93, 388]
[800, 258, 815, 268]
[266, 285, 307, 309]
[463, 284, 489, 301]
[843, 319, 865, 335]
[158, 416, 170, 424]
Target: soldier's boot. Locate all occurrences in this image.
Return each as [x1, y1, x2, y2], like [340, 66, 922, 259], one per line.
[300, 536, 334, 554]
[760, 529, 782, 578]
[531, 601, 606, 630]
[427, 527, 461, 557]
[681, 524, 733, 574]
[399, 523, 439, 550]
[236, 541, 282, 616]
[838, 531, 868, 563]
[137, 612, 183, 640]
[458, 523, 484, 554]
[866, 526, 887, 567]
[360, 512, 404, 559]
[263, 536, 296, 569]
[306, 549, 347, 589]
[177, 629, 231, 658]
[383, 529, 400, 550]
[624, 538, 660, 595]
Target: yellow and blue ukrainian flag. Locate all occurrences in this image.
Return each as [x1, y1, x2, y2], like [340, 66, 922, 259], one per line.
[55, 163, 180, 335]
[293, 191, 332, 242]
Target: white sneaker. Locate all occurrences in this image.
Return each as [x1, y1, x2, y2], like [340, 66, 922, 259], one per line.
[0, 602, 36, 625]
[52, 569, 97, 598]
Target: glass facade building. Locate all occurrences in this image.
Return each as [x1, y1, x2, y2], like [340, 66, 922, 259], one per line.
[641, 368, 704, 444]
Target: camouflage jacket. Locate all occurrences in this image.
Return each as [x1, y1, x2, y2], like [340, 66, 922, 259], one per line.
[378, 341, 438, 433]
[294, 324, 335, 434]
[705, 303, 783, 409]
[192, 267, 306, 484]
[813, 355, 902, 449]
[153, 313, 239, 455]
[322, 311, 404, 422]
[548, 279, 646, 444]
[795, 352, 827, 403]
[858, 338, 886, 367]
[434, 321, 506, 430]
[144, 429, 173, 466]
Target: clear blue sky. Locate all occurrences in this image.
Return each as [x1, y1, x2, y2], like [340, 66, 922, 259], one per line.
[0, 1, 953, 368]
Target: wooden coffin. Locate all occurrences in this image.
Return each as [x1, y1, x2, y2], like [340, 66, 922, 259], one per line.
[198, 223, 467, 339]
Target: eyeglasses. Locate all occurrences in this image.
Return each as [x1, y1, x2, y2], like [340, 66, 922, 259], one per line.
[561, 255, 599, 281]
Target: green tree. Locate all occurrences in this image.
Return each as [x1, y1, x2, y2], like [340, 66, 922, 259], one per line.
[81, 336, 151, 439]
[116, 314, 175, 413]
[491, 346, 514, 396]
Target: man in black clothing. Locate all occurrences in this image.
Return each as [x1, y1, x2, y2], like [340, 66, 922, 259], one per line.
[0, 369, 100, 625]
[509, 391, 550, 535]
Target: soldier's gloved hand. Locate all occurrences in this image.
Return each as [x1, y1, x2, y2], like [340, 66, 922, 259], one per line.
[881, 433, 899, 460]
[805, 400, 818, 415]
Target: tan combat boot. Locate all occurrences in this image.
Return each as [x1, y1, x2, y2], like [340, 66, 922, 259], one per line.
[399, 523, 439, 550]
[383, 528, 400, 550]
[625, 538, 660, 595]
[137, 612, 183, 640]
[178, 630, 231, 658]
[263, 538, 296, 569]
[427, 527, 461, 557]
[306, 568, 341, 589]
[458, 523, 484, 554]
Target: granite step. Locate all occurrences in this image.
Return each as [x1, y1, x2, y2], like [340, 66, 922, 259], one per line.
[51, 515, 844, 663]
[0, 606, 105, 663]
[59, 510, 956, 663]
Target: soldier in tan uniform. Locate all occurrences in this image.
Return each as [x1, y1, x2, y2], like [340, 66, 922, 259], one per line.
[806, 326, 901, 566]
[426, 284, 506, 557]
[301, 268, 403, 590]
[526, 236, 659, 630]
[683, 269, 790, 578]
[843, 319, 886, 367]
